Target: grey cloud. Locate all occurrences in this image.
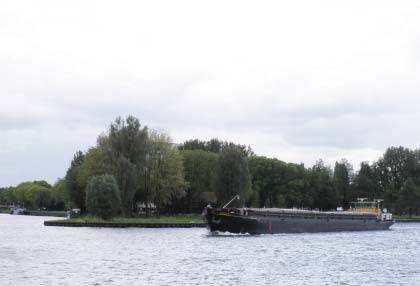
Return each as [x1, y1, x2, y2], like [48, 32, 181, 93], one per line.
[1, 0, 420, 186]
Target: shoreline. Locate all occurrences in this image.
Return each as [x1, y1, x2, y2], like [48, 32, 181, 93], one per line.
[44, 220, 205, 228]
[395, 219, 420, 223]
[44, 214, 205, 228]
[0, 210, 68, 217]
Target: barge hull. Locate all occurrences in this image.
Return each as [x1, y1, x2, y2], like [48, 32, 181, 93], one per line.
[205, 210, 394, 234]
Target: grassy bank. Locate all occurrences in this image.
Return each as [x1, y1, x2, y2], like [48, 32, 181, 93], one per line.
[66, 214, 202, 224]
[395, 215, 420, 222]
[27, 210, 68, 217]
[45, 214, 205, 228]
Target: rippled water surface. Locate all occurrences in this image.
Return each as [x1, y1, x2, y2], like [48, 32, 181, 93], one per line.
[1, 214, 420, 285]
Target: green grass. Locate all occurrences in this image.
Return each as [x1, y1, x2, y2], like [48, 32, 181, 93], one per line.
[51, 214, 203, 224]
[395, 215, 420, 221]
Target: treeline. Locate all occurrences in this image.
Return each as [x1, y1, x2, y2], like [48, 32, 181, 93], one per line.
[0, 180, 68, 210]
[2, 115, 420, 218]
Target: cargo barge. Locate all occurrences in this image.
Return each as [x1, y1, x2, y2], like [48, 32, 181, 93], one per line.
[203, 197, 394, 234]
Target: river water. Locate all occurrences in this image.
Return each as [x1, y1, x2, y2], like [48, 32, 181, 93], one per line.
[1, 214, 419, 285]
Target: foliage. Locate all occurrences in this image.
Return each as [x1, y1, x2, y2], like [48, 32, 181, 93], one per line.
[310, 160, 337, 210]
[373, 147, 420, 211]
[65, 151, 86, 211]
[13, 181, 53, 209]
[333, 159, 353, 209]
[180, 149, 219, 211]
[214, 146, 252, 207]
[85, 175, 121, 220]
[12, 114, 420, 216]
[50, 178, 70, 210]
[145, 130, 188, 214]
[179, 138, 254, 157]
[350, 162, 379, 201]
[397, 178, 420, 216]
[0, 187, 15, 204]
[248, 156, 292, 208]
[92, 116, 148, 217]
[98, 115, 148, 217]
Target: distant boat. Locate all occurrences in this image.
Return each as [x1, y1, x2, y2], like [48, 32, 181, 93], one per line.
[10, 207, 28, 215]
[203, 197, 394, 234]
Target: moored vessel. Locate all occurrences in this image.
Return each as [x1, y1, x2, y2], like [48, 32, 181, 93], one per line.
[10, 207, 28, 215]
[203, 197, 394, 234]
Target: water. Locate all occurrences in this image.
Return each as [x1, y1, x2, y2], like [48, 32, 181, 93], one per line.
[1, 214, 419, 286]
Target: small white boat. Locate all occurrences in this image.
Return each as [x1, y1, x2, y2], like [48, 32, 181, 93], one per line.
[10, 207, 28, 215]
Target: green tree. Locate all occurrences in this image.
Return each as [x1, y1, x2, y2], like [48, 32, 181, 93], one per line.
[248, 156, 292, 208]
[99, 116, 148, 217]
[50, 178, 70, 210]
[374, 146, 419, 211]
[0, 187, 15, 205]
[396, 178, 420, 216]
[215, 146, 251, 207]
[85, 175, 121, 219]
[114, 155, 137, 216]
[145, 131, 188, 215]
[13, 181, 52, 209]
[179, 138, 254, 157]
[284, 164, 310, 209]
[333, 159, 353, 209]
[181, 149, 219, 212]
[350, 162, 379, 201]
[65, 151, 86, 211]
[310, 160, 337, 210]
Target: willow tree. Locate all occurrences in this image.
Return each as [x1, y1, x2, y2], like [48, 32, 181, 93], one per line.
[86, 175, 121, 220]
[98, 116, 148, 217]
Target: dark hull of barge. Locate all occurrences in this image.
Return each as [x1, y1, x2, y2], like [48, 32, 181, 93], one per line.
[204, 208, 394, 234]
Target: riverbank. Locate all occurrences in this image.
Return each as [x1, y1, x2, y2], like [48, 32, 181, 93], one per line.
[395, 215, 420, 222]
[44, 214, 205, 228]
[0, 209, 67, 217]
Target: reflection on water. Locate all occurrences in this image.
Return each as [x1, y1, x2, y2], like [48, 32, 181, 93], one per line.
[1, 214, 419, 285]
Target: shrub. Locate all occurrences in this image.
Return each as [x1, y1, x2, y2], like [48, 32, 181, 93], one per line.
[85, 175, 121, 220]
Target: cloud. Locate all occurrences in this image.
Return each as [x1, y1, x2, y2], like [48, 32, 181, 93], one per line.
[1, 0, 420, 186]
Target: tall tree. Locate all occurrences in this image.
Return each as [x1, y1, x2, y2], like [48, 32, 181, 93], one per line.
[374, 146, 418, 211]
[99, 116, 148, 217]
[397, 178, 420, 216]
[65, 151, 86, 211]
[350, 162, 379, 201]
[181, 149, 219, 212]
[310, 160, 337, 210]
[333, 159, 353, 209]
[50, 178, 70, 210]
[145, 131, 187, 215]
[214, 146, 251, 207]
[248, 156, 296, 208]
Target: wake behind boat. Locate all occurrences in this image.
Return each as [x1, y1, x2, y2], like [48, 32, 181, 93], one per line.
[203, 197, 394, 234]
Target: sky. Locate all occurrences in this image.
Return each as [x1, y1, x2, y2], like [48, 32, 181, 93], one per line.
[1, 0, 420, 187]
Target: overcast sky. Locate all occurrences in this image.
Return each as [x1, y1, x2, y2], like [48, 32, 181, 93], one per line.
[1, 0, 420, 187]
